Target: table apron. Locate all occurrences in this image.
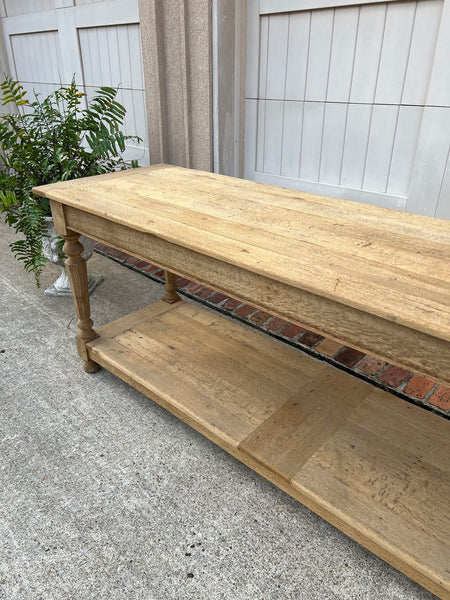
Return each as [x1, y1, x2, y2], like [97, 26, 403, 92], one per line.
[63, 204, 450, 387]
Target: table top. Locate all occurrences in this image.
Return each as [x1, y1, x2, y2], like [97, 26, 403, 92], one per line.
[34, 163, 450, 343]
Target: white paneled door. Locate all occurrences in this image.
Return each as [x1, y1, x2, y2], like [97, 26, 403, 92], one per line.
[1, 0, 148, 165]
[245, 0, 450, 217]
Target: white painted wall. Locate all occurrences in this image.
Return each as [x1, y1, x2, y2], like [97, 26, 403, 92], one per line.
[245, 0, 450, 217]
[0, 0, 148, 164]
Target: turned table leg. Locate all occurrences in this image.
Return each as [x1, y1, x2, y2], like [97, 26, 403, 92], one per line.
[62, 231, 100, 373]
[163, 270, 181, 304]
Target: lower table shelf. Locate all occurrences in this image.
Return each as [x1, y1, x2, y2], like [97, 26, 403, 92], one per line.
[87, 300, 450, 599]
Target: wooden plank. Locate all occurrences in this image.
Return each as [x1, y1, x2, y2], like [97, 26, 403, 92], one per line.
[35, 167, 450, 329]
[168, 302, 324, 379]
[151, 313, 295, 392]
[326, 5, 359, 103]
[73, 0, 139, 28]
[11, 30, 62, 84]
[256, 98, 266, 173]
[88, 335, 253, 450]
[56, 6, 83, 87]
[35, 165, 450, 382]
[134, 316, 298, 411]
[71, 178, 449, 317]
[425, 0, 450, 107]
[280, 101, 303, 178]
[340, 103, 372, 188]
[319, 103, 347, 185]
[244, 98, 258, 179]
[260, 0, 403, 14]
[2, 11, 58, 35]
[35, 164, 449, 232]
[86, 300, 450, 599]
[374, 1, 417, 105]
[387, 106, 423, 197]
[284, 11, 310, 101]
[62, 205, 450, 386]
[49, 200, 68, 236]
[263, 100, 284, 174]
[37, 165, 450, 273]
[307, 423, 450, 541]
[240, 369, 368, 480]
[253, 171, 406, 211]
[94, 300, 175, 338]
[363, 105, 398, 193]
[299, 101, 324, 181]
[116, 25, 133, 88]
[304, 9, 333, 102]
[128, 23, 144, 90]
[349, 389, 450, 473]
[402, 0, 443, 106]
[436, 151, 450, 220]
[88, 300, 315, 447]
[258, 14, 269, 99]
[245, 0, 260, 99]
[265, 14, 289, 100]
[407, 107, 450, 216]
[291, 394, 450, 598]
[41, 170, 450, 330]
[350, 3, 386, 104]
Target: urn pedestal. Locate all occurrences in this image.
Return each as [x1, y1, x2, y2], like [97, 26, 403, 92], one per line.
[42, 218, 102, 296]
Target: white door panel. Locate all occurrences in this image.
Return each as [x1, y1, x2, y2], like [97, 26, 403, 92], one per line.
[1, 0, 149, 165]
[246, 0, 449, 216]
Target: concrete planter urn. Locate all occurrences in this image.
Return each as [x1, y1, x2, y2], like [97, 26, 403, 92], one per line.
[41, 217, 102, 296]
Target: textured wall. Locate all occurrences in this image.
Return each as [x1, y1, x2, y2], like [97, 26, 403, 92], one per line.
[138, 0, 213, 171]
[216, 0, 235, 176]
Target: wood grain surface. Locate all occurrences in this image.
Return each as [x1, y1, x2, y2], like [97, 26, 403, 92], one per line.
[33, 165, 450, 597]
[34, 165, 450, 339]
[87, 301, 450, 599]
[34, 165, 450, 385]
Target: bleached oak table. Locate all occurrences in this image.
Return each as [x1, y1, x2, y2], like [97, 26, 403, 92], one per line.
[34, 164, 450, 599]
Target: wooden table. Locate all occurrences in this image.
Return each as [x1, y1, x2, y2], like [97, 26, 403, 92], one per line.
[34, 164, 450, 599]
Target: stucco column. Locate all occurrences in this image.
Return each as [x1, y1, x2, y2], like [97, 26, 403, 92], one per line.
[138, 0, 213, 171]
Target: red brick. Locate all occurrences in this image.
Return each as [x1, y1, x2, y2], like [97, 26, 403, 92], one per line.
[154, 270, 165, 278]
[185, 282, 203, 293]
[356, 356, 387, 376]
[404, 374, 435, 400]
[281, 324, 305, 339]
[208, 292, 228, 305]
[299, 330, 325, 348]
[235, 304, 257, 318]
[143, 264, 160, 274]
[334, 347, 365, 367]
[250, 311, 272, 325]
[94, 241, 107, 251]
[223, 298, 241, 311]
[195, 287, 215, 299]
[378, 365, 410, 388]
[103, 247, 123, 259]
[428, 385, 450, 410]
[117, 252, 130, 261]
[134, 260, 149, 269]
[176, 277, 191, 288]
[125, 256, 139, 265]
[266, 317, 288, 332]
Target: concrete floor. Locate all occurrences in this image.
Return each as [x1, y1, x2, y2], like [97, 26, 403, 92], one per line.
[0, 222, 438, 600]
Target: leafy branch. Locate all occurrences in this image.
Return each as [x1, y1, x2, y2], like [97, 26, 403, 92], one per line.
[0, 77, 141, 285]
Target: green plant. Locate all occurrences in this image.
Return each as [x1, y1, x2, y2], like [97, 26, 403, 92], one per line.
[0, 78, 140, 285]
